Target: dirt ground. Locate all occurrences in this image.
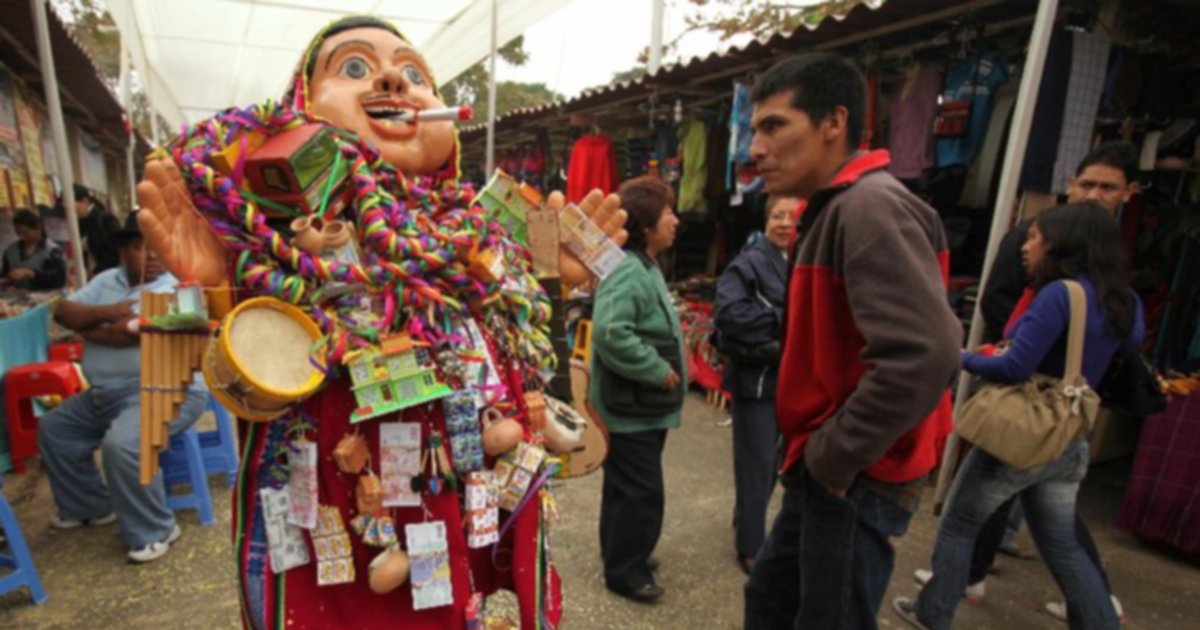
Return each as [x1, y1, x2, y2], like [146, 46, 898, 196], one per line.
[1, 394, 1197, 629]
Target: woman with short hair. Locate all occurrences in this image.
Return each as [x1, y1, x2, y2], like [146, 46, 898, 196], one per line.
[590, 175, 684, 604]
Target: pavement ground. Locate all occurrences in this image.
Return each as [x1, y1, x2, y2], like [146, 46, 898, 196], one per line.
[1, 393, 1197, 629]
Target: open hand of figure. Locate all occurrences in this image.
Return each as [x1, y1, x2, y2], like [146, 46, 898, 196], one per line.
[547, 189, 628, 288]
[136, 157, 228, 288]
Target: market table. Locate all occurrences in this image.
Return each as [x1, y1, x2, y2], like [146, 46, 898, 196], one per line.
[0, 302, 54, 473]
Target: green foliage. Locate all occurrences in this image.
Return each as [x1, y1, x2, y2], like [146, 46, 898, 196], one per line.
[675, 0, 855, 41]
[439, 36, 563, 119]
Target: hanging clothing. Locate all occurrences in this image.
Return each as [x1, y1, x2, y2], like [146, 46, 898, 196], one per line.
[936, 50, 1010, 169]
[566, 134, 619, 204]
[677, 120, 708, 215]
[727, 80, 754, 188]
[1020, 29, 1073, 193]
[705, 111, 730, 201]
[1051, 32, 1112, 194]
[887, 62, 945, 180]
[960, 82, 1018, 209]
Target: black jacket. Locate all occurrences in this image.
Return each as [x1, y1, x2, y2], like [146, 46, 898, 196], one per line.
[714, 238, 788, 399]
[979, 218, 1032, 343]
[77, 205, 121, 274]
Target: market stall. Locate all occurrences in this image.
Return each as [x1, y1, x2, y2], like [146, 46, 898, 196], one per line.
[0, 290, 60, 472]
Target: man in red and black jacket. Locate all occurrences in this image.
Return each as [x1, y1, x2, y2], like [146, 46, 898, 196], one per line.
[742, 53, 961, 629]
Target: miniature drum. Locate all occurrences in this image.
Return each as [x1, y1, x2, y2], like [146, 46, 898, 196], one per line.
[203, 297, 326, 421]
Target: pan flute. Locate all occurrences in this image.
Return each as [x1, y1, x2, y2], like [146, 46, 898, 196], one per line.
[138, 290, 212, 485]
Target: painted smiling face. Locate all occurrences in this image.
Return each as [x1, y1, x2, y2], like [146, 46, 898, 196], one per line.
[308, 27, 455, 176]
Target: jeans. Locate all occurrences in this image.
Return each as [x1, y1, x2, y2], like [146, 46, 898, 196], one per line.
[969, 495, 1019, 584]
[915, 440, 1118, 630]
[599, 429, 667, 591]
[37, 379, 205, 548]
[744, 464, 916, 630]
[731, 396, 778, 560]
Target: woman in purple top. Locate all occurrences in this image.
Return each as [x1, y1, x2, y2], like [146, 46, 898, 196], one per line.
[895, 202, 1143, 630]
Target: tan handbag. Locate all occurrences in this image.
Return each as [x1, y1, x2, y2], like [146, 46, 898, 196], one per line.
[956, 280, 1100, 470]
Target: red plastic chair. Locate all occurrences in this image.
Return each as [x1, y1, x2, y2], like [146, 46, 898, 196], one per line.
[47, 342, 84, 363]
[4, 362, 84, 474]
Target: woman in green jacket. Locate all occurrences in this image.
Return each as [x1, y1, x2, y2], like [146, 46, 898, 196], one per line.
[590, 175, 684, 604]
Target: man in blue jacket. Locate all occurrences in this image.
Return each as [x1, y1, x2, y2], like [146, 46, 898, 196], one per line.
[714, 194, 796, 574]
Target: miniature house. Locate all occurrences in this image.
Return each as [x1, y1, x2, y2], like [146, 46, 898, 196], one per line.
[348, 333, 452, 423]
[476, 169, 542, 246]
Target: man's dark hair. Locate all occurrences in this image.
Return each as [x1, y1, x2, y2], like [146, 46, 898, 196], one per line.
[72, 183, 92, 203]
[751, 53, 866, 149]
[1075, 142, 1138, 183]
[618, 175, 675, 253]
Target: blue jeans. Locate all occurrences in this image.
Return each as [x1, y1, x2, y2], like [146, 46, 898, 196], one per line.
[915, 440, 1118, 630]
[37, 378, 205, 549]
[744, 464, 916, 629]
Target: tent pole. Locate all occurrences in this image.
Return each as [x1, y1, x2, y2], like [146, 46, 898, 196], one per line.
[649, 0, 664, 74]
[485, 0, 498, 176]
[121, 34, 136, 213]
[31, 0, 87, 287]
[932, 0, 1060, 512]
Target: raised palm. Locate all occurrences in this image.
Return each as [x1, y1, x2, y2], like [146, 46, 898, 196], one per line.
[136, 157, 229, 287]
[550, 189, 628, 288]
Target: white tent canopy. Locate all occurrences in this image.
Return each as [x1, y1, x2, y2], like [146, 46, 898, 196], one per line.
[105, 0, 571, 128]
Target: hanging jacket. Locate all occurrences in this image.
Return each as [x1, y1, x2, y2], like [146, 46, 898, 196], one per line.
[777, 150, 961, 491]
[566, 134, 618, 204]
[714, 238, 788, 399]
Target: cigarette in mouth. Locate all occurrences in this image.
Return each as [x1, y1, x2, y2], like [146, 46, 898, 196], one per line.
[389, 105, 474, 123]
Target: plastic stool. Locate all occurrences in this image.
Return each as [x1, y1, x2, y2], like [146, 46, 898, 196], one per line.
[4, 362, 84, 474]
[159, 427, 215, 526]
[47, 342, 84, 362]
[198, 396, 239, 486]
[0, 476, 47, 604]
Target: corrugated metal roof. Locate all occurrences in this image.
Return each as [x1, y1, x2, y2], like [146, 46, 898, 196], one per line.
[461, 0, 1035, 141]
[0, 1, 148, 154]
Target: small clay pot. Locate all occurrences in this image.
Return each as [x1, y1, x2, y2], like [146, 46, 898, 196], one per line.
[322, 220, 352, 250]
[368, 548, 410, 595]
[291, 216, 325, 255]
[482, 409, 523, 456]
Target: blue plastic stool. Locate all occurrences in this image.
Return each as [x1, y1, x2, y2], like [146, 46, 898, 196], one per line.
[198, 396, 238, 486]
[159, 427, 215, 526]
[0, 475, 47, 604]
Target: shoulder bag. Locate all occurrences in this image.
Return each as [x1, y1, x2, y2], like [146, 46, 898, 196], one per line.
[956, 280, 1100, 470]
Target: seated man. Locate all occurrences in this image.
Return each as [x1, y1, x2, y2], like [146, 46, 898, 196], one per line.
[38, 212, 205, 563]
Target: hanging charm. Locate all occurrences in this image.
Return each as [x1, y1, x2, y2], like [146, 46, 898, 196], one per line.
[464, 471, 500, 548]
[287, 441, 319, 529]
[406, 521, 454, 610]
[444, 390, 484, 473]
[493, 441, 546, 511]
[312, 506, 355, 586]
[260, 487, 311, 573]
[416, 429, 456, 497]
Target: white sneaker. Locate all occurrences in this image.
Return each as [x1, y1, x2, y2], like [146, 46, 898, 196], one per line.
[127, 525, 182, 563]
[50, 512, 117, 529]
[913, 568, 986, 605]
[1044, 595, 1125, 623]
